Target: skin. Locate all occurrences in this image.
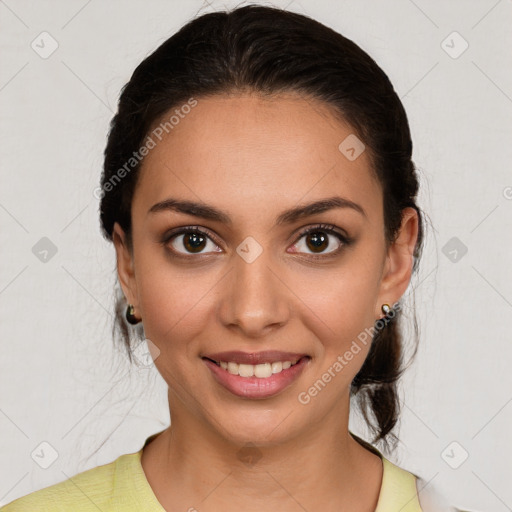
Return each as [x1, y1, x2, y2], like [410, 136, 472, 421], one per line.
[113, 91, 419, 512]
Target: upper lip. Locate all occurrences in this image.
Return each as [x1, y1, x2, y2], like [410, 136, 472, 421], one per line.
[202, 350, 309, 365]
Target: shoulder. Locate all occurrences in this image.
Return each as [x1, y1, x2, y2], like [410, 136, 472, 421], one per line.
[376, 456, 423, 511]
[0, 452, 139, 511]
[378, 457, 461, 512]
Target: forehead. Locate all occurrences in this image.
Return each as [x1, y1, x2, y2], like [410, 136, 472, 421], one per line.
[133, 92, 381, 222]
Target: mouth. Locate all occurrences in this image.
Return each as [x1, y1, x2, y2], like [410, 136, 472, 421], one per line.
[202, 356, 309, 378]
[201, 354, 311, 399]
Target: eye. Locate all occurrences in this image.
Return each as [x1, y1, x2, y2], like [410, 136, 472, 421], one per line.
[289, 223, 351, 258]
[161, 223, 352, 260]
[162, 226, 222, 257]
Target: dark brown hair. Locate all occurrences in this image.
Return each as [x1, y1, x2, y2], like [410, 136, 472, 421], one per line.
[99, 4, 425, 454]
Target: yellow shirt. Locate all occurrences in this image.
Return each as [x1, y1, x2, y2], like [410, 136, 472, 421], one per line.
[1, 433, 424, 511]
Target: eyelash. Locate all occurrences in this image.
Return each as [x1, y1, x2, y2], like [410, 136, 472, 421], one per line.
[160, 223, 352, 260]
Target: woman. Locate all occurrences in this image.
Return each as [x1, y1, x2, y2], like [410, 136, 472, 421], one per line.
[2, 4, 464, 511]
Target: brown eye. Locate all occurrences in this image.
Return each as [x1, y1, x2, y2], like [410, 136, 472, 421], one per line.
[164, 227, 222, 256]
[290, 224, 350, 257]
[182, 232, 207, 253]
[304, 231, 329, 253]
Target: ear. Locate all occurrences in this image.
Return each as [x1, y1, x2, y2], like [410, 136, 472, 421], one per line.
[375, 207, 419, 317]
[112, 222, 139, 309]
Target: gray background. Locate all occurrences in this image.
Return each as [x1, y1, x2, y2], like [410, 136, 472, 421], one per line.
[1, 0, 511, 510]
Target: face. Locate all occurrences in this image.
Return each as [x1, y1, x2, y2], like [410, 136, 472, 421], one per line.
[113, 91, 418, 447]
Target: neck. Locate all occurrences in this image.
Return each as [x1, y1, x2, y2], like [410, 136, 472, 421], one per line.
[141, 393, 383, 512]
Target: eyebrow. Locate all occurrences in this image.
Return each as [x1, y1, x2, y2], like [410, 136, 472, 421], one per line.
[148, 196, 367, 224]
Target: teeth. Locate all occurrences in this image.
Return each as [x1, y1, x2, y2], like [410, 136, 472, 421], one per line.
[216, 359, 300, 378]
[271, 361, 282, 373]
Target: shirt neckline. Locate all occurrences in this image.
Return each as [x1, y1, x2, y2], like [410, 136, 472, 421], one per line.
[118, 431, 418, 511]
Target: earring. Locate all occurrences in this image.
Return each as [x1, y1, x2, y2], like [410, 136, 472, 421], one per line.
[381, 303, 392, 318]
[126, 304, 141, 325]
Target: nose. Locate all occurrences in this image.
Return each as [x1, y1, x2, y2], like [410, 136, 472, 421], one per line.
[218, 244, 291, 338]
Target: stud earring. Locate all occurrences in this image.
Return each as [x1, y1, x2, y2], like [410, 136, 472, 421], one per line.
[381, 303, 392, 318]
[126, 304, 141, 325]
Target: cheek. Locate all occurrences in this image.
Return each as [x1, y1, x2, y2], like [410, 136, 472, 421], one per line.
[134, 250, 218, 352]
[304, 260, 380, 328]
[295, 259, 381, 371]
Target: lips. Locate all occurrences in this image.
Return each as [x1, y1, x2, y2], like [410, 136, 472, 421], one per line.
[202, 355, 311, 399]
[201, 350, 309, 365]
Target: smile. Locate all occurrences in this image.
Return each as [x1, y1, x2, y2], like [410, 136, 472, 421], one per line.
[207, 358, 301, 378]
[202, 356, 311, 399]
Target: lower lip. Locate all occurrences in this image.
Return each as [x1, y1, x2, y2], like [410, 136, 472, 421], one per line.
[202, 357, 310, 399]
